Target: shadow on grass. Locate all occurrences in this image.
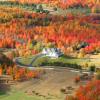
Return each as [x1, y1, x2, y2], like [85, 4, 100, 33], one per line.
[61, 55, 75, 59]
[0, 83, 11, 96]
[41, 61, 82, 69]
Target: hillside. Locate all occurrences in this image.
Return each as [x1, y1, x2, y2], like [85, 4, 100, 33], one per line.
[12, 68, 79, 100]
[1, 0, 100, 7]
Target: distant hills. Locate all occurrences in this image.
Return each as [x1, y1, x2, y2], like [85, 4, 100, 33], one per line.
[1, 0, 99, 5]
[0, 0, 100, 9]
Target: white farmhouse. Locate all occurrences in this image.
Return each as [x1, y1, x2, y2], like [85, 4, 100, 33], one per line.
[42, 48, 63, 58]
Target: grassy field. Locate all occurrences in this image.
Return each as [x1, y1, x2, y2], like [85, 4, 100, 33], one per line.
[18, 55, 89, 68]
[0, 90, 45, 100]
[18, 54, 100, 68]
[18, 56, 36, 65]
[0, 68, 78, 100]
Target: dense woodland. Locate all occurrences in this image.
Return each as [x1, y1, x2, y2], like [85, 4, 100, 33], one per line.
[0, 7, 99, 57]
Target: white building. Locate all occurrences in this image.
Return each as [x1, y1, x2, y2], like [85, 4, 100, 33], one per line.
[42, 48, 63, 58]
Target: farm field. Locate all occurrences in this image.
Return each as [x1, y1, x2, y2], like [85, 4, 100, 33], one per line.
[0, 0, 100, 100]
[0, 69, 79, 100]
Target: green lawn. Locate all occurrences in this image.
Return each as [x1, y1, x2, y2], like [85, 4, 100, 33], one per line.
[18, 55, 90, 68]
[0, 87, 62, 100]
[19, 56, 36, 65]
[0, 91, 45, 100]
[18, 54, 100, 68]
[33, 55, 88, 67]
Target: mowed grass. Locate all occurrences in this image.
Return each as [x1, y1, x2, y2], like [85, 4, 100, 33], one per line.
[19, 55, 90, 67]
[0, 91, 45, 100]
[33, 55, 88, 66]
[19, 56, 35, 65]
[19, 54, 100, 68]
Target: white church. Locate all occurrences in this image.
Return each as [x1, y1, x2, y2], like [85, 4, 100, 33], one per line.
[42, 48, 63, 58]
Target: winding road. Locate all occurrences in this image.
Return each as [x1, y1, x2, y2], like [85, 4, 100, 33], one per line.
[14, 53, 100, 70]
[15, 53, 45, 68]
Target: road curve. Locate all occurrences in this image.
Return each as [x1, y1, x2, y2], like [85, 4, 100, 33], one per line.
[14, 54, 100, 70]
[14, 53, 44, 68]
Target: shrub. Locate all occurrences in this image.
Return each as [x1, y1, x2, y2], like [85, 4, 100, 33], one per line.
[53, 7, 57, 11]
[89, 65, 96, 72]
